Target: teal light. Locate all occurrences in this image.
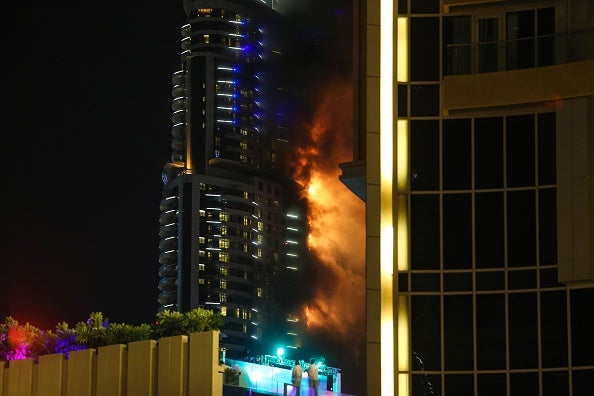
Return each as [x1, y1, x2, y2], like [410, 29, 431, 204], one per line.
[276, 347, 285, 358]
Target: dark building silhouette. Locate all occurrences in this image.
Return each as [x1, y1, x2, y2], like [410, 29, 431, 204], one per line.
[157, 0, 307, 359]
[341, 0, 594, 395]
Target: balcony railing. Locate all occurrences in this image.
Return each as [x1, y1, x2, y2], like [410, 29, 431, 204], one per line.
[445, 28, 594, 76]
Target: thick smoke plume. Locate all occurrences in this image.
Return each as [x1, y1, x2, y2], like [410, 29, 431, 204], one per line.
[278, 2, 365, 393]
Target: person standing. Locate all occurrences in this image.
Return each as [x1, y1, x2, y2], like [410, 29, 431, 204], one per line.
[291, 360, 303, 395]
[307, 359, 319, 396]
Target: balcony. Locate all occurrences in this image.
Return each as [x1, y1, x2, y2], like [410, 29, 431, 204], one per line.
[445, 29, 594, 76]
[443, 29, 594, 114]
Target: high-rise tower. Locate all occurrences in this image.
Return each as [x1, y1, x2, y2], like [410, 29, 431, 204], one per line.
[342, 0, 594, 394]
[157, 0, 307, 358]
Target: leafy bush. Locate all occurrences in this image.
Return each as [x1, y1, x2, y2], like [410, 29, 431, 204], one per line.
[0, 307, 222, 362]
[153, 309, 223, 339]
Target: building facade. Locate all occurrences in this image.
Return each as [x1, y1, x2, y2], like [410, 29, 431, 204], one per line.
[341, 0, 594, 394]
[158, 0, 307, 358]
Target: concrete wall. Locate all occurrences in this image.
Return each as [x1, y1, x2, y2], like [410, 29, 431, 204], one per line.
[0, 331, 222, 396]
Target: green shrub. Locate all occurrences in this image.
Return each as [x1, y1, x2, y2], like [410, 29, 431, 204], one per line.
[0, 307, 222, 362]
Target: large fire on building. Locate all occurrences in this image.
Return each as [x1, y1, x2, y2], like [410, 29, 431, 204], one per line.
[291, 77, 365, 376]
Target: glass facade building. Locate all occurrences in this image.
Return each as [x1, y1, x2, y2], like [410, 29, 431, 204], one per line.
[341, 0, 594, 395]
[158, 0, 307, 358]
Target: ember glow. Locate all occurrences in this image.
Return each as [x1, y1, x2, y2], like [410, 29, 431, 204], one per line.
[292, 79, 365, 342]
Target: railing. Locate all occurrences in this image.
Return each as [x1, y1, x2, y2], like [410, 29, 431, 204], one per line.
[445, 28, 594, 76]
[0, 331, 222, 396]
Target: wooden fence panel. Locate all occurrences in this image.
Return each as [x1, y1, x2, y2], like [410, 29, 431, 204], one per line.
[66, 349, 95, 396]
[189, 332, 222, 396]
[157, 335, 188, 396]
[36, 354, 65, 396]
[96, 344, 126, 396]
[7, 358, 33, 396]
[0, 331, 222, 396]
[127, 339, 157, 396]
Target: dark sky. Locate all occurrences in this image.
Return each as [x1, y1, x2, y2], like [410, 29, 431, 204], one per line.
[1, 0, 359, 393]
[2, 2, 186, 328]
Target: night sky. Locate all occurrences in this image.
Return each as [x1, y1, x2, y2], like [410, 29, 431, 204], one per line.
[2, 1, 362, 394]
[2, 2, 187, 328]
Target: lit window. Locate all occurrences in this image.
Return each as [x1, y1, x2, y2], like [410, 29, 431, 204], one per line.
[243, 191, 249, 200]
[220, 252, 229, 262]
[220, 212, 229, 222]
[219, 239, 229, 248]
[199, 263, 205, 271]
[221, 225, 227, 235]
[199, 210, 206, 216]
[257, 235, 263, 244]
[221, 306, 227, 316]
[199, 236, 205, 244]
[258, 221, 264, 231]
[199, 278, 205, 284]
[257, 287, 263, 297]
[235, 308, 240, 318]
[243, 324, 247, 333]
[220, 266, 229, 276]
[220, 279, 227, 289]
[220, 293, 227, 303]
[243, 216, 250, 226]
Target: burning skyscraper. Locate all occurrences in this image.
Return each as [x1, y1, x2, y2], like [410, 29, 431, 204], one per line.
[157, 0, 308, 358]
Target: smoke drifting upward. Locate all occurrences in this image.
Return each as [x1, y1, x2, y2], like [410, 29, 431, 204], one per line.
[291, 78, 365, 347]
[278, 2, 365, 392]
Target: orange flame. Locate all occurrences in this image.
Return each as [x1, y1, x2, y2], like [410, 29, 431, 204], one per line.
[292, 79, 365, 343]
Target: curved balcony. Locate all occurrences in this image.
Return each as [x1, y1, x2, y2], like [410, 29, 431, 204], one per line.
[158, 249, 177, 264]
[180, 24, 190, 38]
[159, 222, 178, 238]
[158, 276, 178, 291]
[158, 262, 178, 277]
[172, 96, 186, 111]
[172, 82, 186, 98]
[171, 70, 186, 85]
[159, 209, 178, 225]
[171, 123, 185, 138]
[180, 37, 191, 50]
[158, 290, 177, 305]
[159, 196, 178, 211]
[171, 109, 186, 124]
[171, 152, 185, 163]
[171, 137, 185, 151]
[159, 236, 178, 251]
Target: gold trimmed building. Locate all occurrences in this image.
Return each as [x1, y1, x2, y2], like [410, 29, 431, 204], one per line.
[341, 0, 594, 395]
